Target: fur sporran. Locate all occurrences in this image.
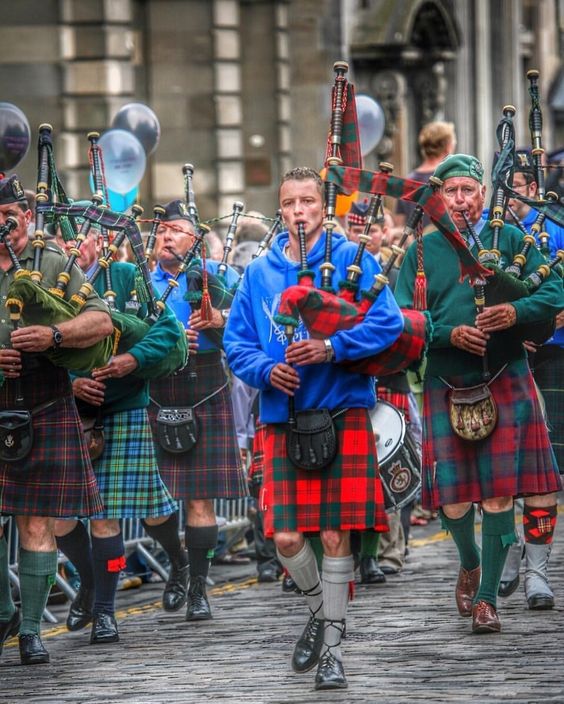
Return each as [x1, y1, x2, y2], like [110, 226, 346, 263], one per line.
[447, 383, 498, 442]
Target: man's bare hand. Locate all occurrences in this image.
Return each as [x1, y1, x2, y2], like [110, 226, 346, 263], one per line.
[0, 349, 22, 378]
[270, 362, 300, 396]
[73, 377, 105, 406]
[475, 303, 516, 332]
[11, 325, 53, 353]
[450, 325, 490, 356]
[91, 353, 138, 381]
[190, 308, 223, 330]
[285, 339, 326, 366]
[186, 328, 199, 354]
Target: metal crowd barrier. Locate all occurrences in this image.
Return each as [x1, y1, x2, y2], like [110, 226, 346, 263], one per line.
[5, 497, 252, 623]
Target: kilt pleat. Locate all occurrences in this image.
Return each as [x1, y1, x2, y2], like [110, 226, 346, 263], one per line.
[260, 408, 388, 536]
[90, 408, 177, 519]
[532, 345, 564, 472]
[148, 352, 247, 500]
[422, 358, 562, 510]
[0, 368, 103, 517]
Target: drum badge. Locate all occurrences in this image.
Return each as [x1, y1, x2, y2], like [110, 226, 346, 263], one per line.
[5, 434, 14, 448]
[389, 460, 412, 493]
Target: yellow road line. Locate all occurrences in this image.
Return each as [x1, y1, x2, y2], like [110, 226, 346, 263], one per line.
[6, 509, 564, 649]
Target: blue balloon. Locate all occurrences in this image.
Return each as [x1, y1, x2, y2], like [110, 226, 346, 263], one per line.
[107, 186, 138, 212]
[98, 129, 146, 194]
[87, 174, 138, 212]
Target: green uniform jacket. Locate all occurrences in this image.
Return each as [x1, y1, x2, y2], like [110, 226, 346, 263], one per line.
[395, 222, 564, 381]
[0, 240, 109, 348]
[73, 261, 180, 414]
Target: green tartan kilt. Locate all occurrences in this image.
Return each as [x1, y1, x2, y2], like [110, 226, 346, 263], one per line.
[89, 408, 177, 520]
[148, 352, 247, 501]
[422, 358, 562, 510]
[0, 365, 103, 518]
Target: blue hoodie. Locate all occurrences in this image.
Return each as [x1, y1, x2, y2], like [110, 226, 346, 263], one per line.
[224, 230, 403, 423]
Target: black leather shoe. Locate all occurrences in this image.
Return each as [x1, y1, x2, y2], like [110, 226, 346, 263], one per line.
[163, 551, 189, 612]
[498, 574, 520, 598]
[89, 613, 119, 644]
[0, 609, 21, 655]
[66, 586, 94, 631]
[18, 633, 49, 665]
[291, 615, 324, 673]
[257, 566, 280, 583]
[359, 556, 386, 584]
[380, 564, 399, 575]
[282, 574, 298, 593]
[185, 576, 212, 621]
[314, 651, 348, 690]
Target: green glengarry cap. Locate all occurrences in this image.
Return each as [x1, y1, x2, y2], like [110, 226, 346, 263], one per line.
[433, 153, 485, 184]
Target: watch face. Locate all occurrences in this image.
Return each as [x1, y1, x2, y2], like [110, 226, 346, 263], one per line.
[52, 328, 63, 345]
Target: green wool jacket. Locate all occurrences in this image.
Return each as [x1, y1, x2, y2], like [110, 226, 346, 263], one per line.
[73, 261, 180, 414]
[394, 222, 564, 381]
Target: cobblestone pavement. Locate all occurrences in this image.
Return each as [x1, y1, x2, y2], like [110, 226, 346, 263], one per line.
[1, 514, 563, 704]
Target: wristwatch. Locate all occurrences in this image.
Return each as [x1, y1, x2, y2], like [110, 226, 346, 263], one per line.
[323, 338, 334, 362]
[220, 309, 230, 324]
[51, 325, 63, 349]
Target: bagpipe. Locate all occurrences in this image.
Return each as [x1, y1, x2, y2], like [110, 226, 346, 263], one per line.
[7, 126, 188, 379]
[273, 61, 492, 381]
[161, 163, 283, 355]
[5, 125, 113, 373]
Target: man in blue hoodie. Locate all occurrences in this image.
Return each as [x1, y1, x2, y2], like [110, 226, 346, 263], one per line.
[224, 167, 403, 690]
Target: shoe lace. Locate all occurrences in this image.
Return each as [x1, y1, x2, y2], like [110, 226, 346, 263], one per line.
[301, 581, 323, 619]
[320, 619, 345, 663]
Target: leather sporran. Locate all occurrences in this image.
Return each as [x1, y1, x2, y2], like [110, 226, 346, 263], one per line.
[286, 408, 338, 471]
[447, 383, 498, 442]
[156, 407, 198, 454]
[81, 415, 105, 461]
[0, 410, 33, 462]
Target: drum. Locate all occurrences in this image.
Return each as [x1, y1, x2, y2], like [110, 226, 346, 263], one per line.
[369, 400, 421, 513]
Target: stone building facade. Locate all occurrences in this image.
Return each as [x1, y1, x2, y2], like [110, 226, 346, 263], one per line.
[0, 0, 561, 221]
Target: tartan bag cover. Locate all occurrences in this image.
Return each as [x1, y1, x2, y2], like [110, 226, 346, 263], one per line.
[259, 408, 388, 537]
[275, 282, 429, 377]
[421, 358, 562, 510]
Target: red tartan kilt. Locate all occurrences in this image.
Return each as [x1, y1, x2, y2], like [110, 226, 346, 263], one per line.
[421, 359, 562, 510]
[259, 408, 388, 537]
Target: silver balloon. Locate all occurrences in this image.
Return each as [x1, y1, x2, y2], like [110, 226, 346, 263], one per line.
[355, 95, 385, 157]
[0, 103, 31, 172]
[111, 102, 161, 156]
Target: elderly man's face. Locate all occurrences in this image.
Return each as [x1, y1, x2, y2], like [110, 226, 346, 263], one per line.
[0, 202, 31, 257]
[441, 176, 486, 229]
[157, 218, 197, 265]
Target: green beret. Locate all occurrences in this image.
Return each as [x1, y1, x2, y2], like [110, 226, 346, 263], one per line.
[434, 153, 484, 184]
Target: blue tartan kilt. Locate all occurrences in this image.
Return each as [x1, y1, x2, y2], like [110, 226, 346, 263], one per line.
[89, 408, 177, 520]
